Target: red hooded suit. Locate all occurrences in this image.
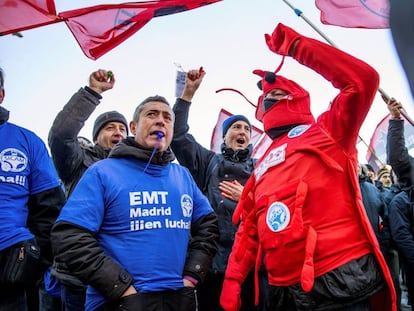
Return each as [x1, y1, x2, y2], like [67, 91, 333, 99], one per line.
[221, 23, 396, 311]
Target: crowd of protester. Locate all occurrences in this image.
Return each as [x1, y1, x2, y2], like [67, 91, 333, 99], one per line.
[2, 19, 414, 311]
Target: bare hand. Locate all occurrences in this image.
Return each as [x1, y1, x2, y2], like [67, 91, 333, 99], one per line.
[180, 67, 205, 102]
[121, 285, 137, 297]
[383, 95, 402, 119]
[88, 69, 115, 94]
[219, 180, 243, 202]
[183, 278, 196, 288]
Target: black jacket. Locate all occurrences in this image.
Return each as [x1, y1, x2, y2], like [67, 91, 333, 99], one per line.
[359, 175, 391, 255]
[389, 191, 414, 269]
[387, 118, 413, 188]
[171, 98, 255, 273]
[48, 87, 110, 197]
[51, 138, 219, 302]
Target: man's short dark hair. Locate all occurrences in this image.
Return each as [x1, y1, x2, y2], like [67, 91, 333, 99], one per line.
[132, 95, 170, 123]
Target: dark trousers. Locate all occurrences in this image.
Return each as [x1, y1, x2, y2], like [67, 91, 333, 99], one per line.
[198, 270, 268, 311]
[383, 249, 402, 311]
[0, 285, 62, 311]
[403, 263, 414, 311]
[97, 287, 197, 311]
[39, 287, 62, 311]
[0, 284, 27, 311]
[61, 284, 86, 311]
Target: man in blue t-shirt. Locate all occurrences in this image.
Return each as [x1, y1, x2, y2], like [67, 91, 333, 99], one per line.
[51, 95, 219, 311]
[0, 67, 66, 310]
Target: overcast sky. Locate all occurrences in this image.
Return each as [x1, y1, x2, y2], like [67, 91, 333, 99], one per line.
[1, 0, 412, 164]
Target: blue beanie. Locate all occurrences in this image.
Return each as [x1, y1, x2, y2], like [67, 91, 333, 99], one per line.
[222, 115, 251, 137]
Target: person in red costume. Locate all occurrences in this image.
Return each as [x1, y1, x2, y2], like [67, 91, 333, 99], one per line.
[220, 23, 396, 311]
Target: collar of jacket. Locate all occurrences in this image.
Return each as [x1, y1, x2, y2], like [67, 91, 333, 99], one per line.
[109, 136, 175, 165]
[221, 143, 253, 162]
[0, 106, 10, 125]
[265, 123, 301, 139]
[91, 144, 111, 159]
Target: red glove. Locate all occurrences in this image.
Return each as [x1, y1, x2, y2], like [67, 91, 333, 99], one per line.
[220, 278, 242, 311]
[264, 22, 302, 56]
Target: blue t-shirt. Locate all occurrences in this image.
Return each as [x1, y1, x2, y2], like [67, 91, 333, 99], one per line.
[0, 122, 60, 250]
[57, 157, 213, 310]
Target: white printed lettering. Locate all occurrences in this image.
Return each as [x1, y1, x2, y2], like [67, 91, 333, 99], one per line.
[129, 191, 169, 206]
[130, 206, 172, 218]
[165, 219, 191, 229]
[130, 220, 162, 231]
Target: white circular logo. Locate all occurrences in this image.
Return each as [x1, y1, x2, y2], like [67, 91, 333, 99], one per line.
[0, 148, 28, 172]
[266, 202, 290, 232]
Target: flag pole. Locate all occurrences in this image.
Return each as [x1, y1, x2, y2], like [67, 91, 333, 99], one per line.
[378, 88, 414, 127]
[357, 134, 385, 166]
[281, 0, 408, 164]
[281, 0, 338, 48]
[282, 0, 414, 128]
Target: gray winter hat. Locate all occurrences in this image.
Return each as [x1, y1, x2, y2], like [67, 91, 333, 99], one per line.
[92, 110, 128, 141]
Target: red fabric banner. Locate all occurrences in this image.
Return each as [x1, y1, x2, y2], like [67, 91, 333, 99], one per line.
[366, 114, 390, 171]
[366, 113, 414, 171]
[61, 0, 222, 59]
[0, 0, 60, 35]
[0, 0, 222, 59]
[315, 0, 389, 29]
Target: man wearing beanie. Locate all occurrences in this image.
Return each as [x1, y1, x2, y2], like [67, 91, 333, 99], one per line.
[220, 23, 396, 311]
[48, 69, 128, 310]
[171, 70, 268, 311]
[376, 167, 393, 189]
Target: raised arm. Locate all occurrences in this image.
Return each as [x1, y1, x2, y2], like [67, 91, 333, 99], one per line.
[265, 23, 379, 150]
[171, 69, 215, 189]
[385, 96, 413, 187]
[48, 69, 115, 183]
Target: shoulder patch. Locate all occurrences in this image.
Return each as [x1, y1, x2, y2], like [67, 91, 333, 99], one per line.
[287, 124, 311, 138]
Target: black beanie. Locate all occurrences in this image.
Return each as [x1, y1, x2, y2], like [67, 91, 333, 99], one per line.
[92, 111, 128, 141]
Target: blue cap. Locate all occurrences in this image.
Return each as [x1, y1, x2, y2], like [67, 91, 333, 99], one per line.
[222, 115, 251, 137]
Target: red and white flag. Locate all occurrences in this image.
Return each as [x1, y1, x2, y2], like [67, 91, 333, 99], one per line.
[315, 0, 389, 29]
[0, 0, 222, 59]
[210, 109, 263, 153]
[252, 134, 272, 159]
[60, 0, 222, 59]
[366, 113, 414, 171]
[0, 0, 60, 35]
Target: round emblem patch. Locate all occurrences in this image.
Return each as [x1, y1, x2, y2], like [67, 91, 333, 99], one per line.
[266, 202, 290, 232]
[287, 124, 311, 138]
[0, 148, 28, 172]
